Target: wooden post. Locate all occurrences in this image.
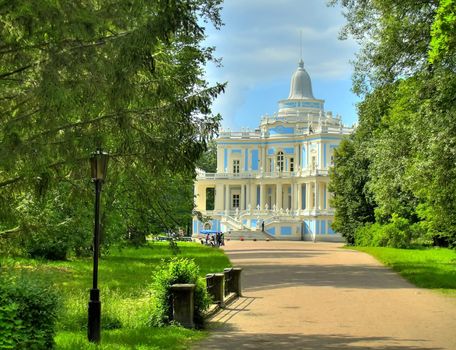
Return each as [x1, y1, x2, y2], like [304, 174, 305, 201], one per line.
[170, 284, 195, 328]
[231, 267, 243, 297]
[206, 273, 225, 306]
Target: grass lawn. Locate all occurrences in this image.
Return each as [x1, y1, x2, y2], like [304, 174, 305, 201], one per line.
[1, 242, 231, 349]
[351, 246, 456, 296]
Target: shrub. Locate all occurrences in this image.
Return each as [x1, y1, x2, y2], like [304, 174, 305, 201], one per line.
[149, 257, 211, 328]
[0, 274, 60, 349]
[354, 214, 413, 248]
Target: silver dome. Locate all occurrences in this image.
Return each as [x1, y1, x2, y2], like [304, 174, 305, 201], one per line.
[288, 59, 314, 99]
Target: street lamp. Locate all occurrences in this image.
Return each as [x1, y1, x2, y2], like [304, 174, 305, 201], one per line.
[88, 149, 109, 343]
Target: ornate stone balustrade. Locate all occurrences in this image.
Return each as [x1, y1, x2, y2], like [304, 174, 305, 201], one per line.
[196, 169, 330, 180]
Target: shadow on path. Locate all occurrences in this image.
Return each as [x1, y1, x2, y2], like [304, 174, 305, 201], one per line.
[199, 332, 441, 350]
[240, 263, 410, 291]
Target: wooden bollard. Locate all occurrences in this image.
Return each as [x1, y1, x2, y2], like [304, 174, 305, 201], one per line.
[223, 268, 233, 297]
[170, 284, 195, 328]
[231, 267, 243, 297]
[212, 273, 225, 306]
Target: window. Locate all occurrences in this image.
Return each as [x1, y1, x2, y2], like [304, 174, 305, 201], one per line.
[290, 157, 294, 172]
[232, 194, 240, 208]
[277, 151, 284, 172]
[233, 159, 240, 173]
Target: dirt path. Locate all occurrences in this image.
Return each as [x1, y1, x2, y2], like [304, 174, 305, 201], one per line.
[194, 241, 456, 349]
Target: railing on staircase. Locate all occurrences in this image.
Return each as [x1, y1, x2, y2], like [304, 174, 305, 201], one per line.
[221, 215, 244, 230]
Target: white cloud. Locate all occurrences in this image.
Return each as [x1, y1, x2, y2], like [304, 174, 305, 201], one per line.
[204, 0, 359, 128]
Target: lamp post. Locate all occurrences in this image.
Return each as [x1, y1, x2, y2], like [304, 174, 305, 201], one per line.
[88, 149, 109, 343]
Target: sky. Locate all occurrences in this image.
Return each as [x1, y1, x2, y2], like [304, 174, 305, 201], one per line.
[203, 0, 360, 130]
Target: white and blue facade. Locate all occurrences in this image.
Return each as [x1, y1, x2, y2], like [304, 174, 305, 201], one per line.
[194, 60, 353, 241]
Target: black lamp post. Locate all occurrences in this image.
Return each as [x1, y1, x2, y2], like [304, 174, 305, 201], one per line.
[88, 149, 109, 343]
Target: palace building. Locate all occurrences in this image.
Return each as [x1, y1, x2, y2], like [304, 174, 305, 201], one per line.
[193, 59, 353, 241]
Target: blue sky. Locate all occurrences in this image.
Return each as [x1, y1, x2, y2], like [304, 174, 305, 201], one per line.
[204, 0, 360, 130]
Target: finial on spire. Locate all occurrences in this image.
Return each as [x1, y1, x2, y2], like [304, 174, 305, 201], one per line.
[299, 30, 304, 68]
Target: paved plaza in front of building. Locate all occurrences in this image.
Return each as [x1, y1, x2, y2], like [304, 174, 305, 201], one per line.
[195, 241, 456, 349]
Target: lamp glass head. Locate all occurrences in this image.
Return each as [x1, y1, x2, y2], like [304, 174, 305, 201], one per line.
[90, 150, 109, 181]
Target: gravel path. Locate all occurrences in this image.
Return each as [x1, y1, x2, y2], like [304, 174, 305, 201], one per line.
[194, 241, 456, 349]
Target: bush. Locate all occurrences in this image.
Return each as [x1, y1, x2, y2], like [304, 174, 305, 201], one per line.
[0, 275, 60, 349]
[354, 214, 413, 248]
[149, 257, 211, 328]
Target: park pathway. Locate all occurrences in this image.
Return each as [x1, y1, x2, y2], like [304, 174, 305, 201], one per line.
[194, 241, 456, 349]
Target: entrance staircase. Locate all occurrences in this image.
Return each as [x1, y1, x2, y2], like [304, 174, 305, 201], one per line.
[226, 229, 275, 241]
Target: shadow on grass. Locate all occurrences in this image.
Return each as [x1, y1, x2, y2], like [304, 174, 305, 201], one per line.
[388, 262, 456, 290]
[56, 326, 207, 350]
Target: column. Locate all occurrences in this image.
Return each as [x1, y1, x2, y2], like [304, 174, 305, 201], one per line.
[250, 183, 257, 209]
[262, 146, 267, 171]
[240, 184, 245, 210]
[276, 183, 282, 209]
[315, 181, 319, 210]
[306, 183, 311, 210]
[322, 183, 327, 209]
[214, 184, 224, 211]
[260, 184, 266, 209]
[294, 145, 299, 169]
[291, 183, 295, 211]
[297, 183, 302, 211]
[224, 185, 230, 212]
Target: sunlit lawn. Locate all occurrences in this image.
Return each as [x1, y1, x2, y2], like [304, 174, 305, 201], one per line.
[351, 246, 456, 296]
[1, 242, 231, 349]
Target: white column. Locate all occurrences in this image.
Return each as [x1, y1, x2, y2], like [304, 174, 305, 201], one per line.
[260, 184, 266, 209]
[250, 183, 257, 208]
[291, 183, 295, 211]
[297, 183, 302, 211]
[240, 184, 245, 210]
[215, 184, 224, 210]
[315, 181, 319, 210]
[276, 183, 282, 209]
[294, 145, 299, 169]
[224, 185, 230, 211]
[306, 183, 311, 210]
[322, 183, 327, 209]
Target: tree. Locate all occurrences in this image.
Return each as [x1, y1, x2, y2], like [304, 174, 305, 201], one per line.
[329, 137, 375, 244]
[196, 139, 217, 173]
[0, 0, 225, 256]
[330, 0, 456, 246]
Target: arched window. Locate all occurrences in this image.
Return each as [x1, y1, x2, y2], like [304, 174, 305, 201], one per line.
[277, 151, 284, 172]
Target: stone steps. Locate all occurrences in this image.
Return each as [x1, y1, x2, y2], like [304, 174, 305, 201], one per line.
[225, 230, 275, 241]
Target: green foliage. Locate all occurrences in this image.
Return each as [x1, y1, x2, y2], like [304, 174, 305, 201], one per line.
[354, 215, 412, 248]
[196, 140, 217, 173]
[55, 326, 207, 350]
[0, 0, 225, 258]
[329, 137, 375, 244]
[149, 257, 211, 328]
[0, 275, 60, 349]
[0, 302, 24, 349]
[351, 246, 456, 295]
[330, 0, 456, 248]
[429, 0, 456, 64]
[2, 242, 230, 349]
